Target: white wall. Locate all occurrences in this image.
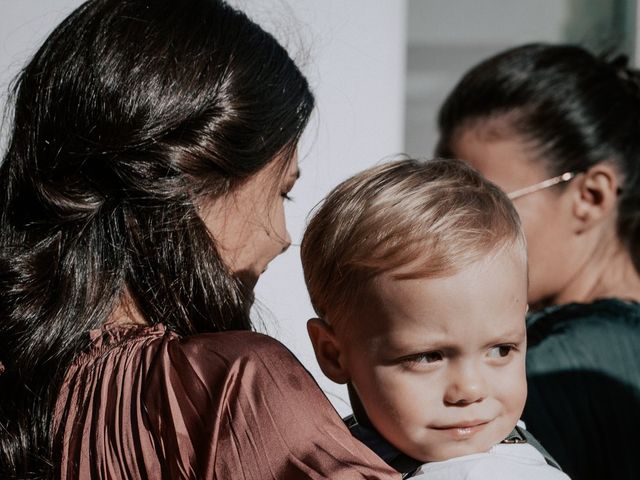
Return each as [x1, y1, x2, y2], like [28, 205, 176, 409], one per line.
[0, 0, 408, 416]
[0, 0, 84, 150]
[636, 0, 640, 65]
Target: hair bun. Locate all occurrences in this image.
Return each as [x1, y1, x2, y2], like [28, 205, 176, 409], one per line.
[608, 54, 640, 97]
[608, 53, 629, 69]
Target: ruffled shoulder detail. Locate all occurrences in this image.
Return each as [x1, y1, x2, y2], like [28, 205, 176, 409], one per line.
[88, 322, 168, 347]
[54, 328, 397, 479]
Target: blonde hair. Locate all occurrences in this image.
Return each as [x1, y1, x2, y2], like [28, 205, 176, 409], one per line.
[301, 157, 525, 328]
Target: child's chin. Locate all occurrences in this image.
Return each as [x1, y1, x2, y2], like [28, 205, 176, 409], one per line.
[414, 439, 495, 463]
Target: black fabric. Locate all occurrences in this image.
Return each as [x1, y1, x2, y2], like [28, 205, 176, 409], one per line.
[345, 414, 422, 478]
[523, 298, 640, 480]
[504, 425, 562, 470]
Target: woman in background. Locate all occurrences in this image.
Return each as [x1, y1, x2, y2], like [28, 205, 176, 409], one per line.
[0, 1, 399, 478]
[436, 43, 640, 480]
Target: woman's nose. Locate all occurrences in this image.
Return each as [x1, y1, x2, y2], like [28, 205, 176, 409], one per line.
[281, 230, 292, 252]
[444, 361, 487, 406]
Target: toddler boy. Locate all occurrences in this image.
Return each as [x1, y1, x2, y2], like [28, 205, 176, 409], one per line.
[300, 158, 570, 479]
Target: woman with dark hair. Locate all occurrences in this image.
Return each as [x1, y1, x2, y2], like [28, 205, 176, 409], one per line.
[436, 43, 640, 480]
[0, 1, 399, 478]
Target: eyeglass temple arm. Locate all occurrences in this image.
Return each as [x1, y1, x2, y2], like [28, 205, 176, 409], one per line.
[507, 172, 576, 200]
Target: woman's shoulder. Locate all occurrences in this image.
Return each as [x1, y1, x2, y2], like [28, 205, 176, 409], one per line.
[173, 328, 293, 361]
[526, 298, 640, 345]
[86, 323, 291, 365]
[58, 325, 376, 479]
[58, 324, 299, 428]
[525, 298, 640, 374]
[84, 324, 299, 396]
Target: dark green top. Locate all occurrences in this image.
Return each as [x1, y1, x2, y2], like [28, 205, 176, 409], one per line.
[523, 298, 640, 480]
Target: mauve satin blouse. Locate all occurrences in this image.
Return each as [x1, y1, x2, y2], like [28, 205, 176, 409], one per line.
[53, 324, 398, 479]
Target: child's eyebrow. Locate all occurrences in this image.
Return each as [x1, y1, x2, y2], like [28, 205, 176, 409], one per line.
[483, 327, 526, 345]
[384, 327, 525, 351]
[373, 334, 450, 356]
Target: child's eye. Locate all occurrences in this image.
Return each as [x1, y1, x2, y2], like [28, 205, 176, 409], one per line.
[403, 351, 444, 366]
[487, 345, 514, 359]
[281, 192, 293, 202]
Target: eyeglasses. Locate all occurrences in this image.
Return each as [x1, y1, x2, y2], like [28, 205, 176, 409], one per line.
[507, 171, 577, 200]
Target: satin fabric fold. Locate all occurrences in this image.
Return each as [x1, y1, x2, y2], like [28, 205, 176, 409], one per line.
[53, 324, 398, 479]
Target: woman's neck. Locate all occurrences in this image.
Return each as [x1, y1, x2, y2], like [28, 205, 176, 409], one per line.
[553, 235, 640, 306]
[105, 297, 149, 327]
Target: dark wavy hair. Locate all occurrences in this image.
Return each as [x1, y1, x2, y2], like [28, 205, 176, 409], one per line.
[0, 0, 314, 477]
[436, 43, 640, 272]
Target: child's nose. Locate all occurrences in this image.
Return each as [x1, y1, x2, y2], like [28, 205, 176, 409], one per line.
[443, 361, 487, 406]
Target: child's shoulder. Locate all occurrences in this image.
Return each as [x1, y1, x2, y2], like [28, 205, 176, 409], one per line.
[410, 443, 570, 480]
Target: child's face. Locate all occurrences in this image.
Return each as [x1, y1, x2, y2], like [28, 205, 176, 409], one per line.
[343, 245, 528, 462]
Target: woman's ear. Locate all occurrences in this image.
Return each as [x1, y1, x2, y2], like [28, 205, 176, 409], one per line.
[572, 163, 620, 232]
[307, 318, 350, 384]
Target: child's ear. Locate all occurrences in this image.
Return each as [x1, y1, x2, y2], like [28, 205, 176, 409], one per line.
[307, 318, 350, 384]
[572, 164, 620, 232]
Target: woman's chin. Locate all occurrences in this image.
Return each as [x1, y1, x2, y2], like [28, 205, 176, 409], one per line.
[234, 269, 260, 293]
